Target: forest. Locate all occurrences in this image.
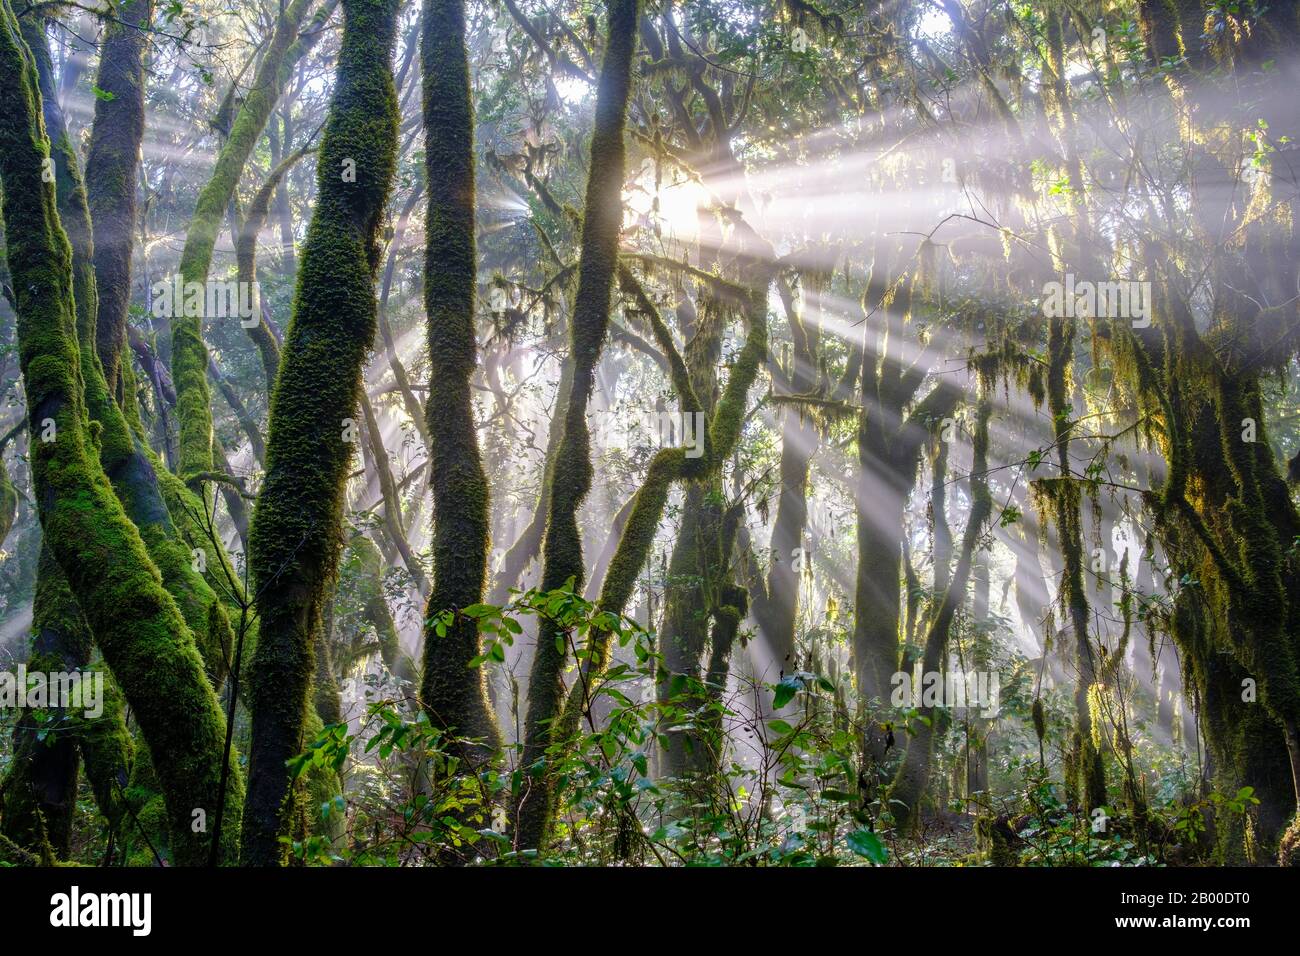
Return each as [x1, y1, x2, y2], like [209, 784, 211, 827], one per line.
[0, 0, 1297, 872]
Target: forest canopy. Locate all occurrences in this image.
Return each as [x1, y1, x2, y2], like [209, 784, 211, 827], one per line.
[0, 0, 1297, 872]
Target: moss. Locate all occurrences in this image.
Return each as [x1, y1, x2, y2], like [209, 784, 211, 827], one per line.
[1280, 815, 1300, 867]
[84, 0, 150, 401]
[1, 547, 90, 856]
[0, 833, 41, 865]
[1125, 275, 1300, 853]
[119, 356, 146, 443]
[300, 708, 345, 848]
[121, 755, 170, 868]
[420, 0, 501, 764]
[1210, 373, 1300, 728]
[313, 616, 343, 727]
[171, 0, 334, 485]
[74, 662, 134, 835]
[18, 12, 94, 398]
[974, 813, 1019, 866]
[515, 0, 641, 852]
[704, 284, 769, 472]
[242, 0, 400, 866]
[0, 0, 240, 865]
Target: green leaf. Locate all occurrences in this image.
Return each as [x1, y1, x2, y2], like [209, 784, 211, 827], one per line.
[772, 676, 802, 710]
[846, 828, 888, 864]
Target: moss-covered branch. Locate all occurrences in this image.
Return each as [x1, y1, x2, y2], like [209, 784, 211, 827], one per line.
[234, 142, 315, 391]
[171, 0, 335, 485]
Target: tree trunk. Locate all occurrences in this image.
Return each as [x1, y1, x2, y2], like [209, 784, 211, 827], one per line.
[85, 0, 150, 401]
[0, 0, 241, 865]
[419, 0, 500, 761]
[242, 0, 400, 865]
[171, 0, 335, 485]
[514, 0, 640, 851]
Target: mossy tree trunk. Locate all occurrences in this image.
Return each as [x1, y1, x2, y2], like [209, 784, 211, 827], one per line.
[1123, 1, 1300, 860]
[890, 369, 992, 830]
[0, 0, 240, 865]
[242, 0, 400, 866]
[1, 4, 152, 846]
[1044, 314, 1107, 815]
[514, 0, 640, 852]
[2, 548, 92, 854]
[22, 11, 234, 687]
[85, 0, 150, 402]
[852, 250, 961, 772]
[419, 0, 500, 759]
[761, 275, 821, 677]
[966, 550, 991, 798]
[171, 0, 334, 486]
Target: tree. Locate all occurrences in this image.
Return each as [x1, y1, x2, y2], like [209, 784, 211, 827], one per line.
[514, 0, 640, 851]
[242, 0, 400, 865]
[0, 0, 239, 865]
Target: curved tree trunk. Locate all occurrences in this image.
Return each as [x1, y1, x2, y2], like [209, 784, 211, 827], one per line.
[242, 0, 400, 866]
[514, 0, 640, 852]
[0, 0, 240, 865]
[171, 0, 335, 485]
